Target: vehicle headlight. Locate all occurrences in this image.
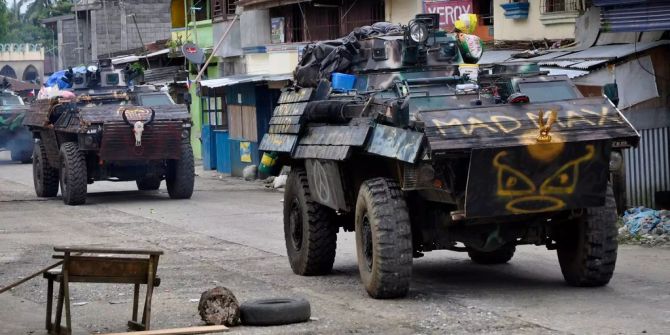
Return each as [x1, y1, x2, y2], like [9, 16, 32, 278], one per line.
[181, 129, 190, 139]
[410, 22, 428, 43]
[609, 151, 623, 172]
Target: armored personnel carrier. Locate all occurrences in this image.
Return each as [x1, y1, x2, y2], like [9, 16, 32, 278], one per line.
[0, 83, 33, 163]
[260, 15, 639, 298]
[23, 60, 194, 205]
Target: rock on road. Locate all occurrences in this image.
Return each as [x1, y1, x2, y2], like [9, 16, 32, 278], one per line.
[0, 151, 669, 335]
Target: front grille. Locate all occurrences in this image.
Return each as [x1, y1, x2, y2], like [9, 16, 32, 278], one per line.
[99, 121, 183, 161]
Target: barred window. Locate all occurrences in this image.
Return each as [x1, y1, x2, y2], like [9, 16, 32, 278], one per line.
[540, 0, 580, 14]
[212, 0, 236, 18]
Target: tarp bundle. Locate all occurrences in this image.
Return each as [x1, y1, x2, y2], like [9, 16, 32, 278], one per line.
[623, 207, 670, 236]
[45, 66, 87, 89]
[294, 22, 402, 87]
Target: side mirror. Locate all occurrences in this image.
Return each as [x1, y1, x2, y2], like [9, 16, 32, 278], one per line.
[183, 92, 192, 105]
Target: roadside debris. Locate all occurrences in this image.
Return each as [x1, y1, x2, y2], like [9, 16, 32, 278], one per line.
[272, 175, 287, 189]
[198, 287, 240, 327]
[619, 207, 670, 247]
[239, 297, 311, 326]
[242, 165, 258, 181]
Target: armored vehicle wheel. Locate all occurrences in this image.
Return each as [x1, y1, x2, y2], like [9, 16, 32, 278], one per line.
[59, 142, 87, 206]
[166, 142, 194, 199]
[11, 149, 32, 163]
[557, 186, 618, 287]
[355, 178, 412, 299]
[284, 168, 337, 276]
[33, 141, 59, 198]
[467, 244, 516, 265]
[136, 177, 161, 191]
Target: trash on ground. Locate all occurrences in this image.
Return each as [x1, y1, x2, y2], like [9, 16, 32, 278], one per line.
[620, 207, 670, 246]
[198, 287, 240, 327]
[239, 297, 311, 326]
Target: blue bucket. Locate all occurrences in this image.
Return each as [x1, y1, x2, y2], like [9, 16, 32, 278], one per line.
[331, 73, 356, 92]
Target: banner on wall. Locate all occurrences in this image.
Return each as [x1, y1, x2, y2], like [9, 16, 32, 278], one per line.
[423, 0, 473, 31]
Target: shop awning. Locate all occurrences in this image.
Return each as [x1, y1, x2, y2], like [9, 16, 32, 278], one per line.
[235, 0, 311, 10]
[200, 73, 293, 88]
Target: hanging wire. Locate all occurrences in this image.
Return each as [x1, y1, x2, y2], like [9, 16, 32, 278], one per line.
[341, 0, 360, 20]
[634, 36, 670, 82]
[298, 2, 311, 41]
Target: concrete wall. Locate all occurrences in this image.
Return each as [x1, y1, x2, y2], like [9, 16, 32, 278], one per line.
[240, 10, 271, 48]
[385, 0, 421, 25]
[492, 0, 577, 41]
[213, 19, 242, 58]
[56, 0, 173, 68]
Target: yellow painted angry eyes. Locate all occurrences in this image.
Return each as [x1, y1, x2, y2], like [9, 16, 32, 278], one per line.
[493, 144, 596, 197]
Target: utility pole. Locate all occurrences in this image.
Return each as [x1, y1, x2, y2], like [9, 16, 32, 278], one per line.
[128, 14, 151, 69]
[74, 0, 82, 64]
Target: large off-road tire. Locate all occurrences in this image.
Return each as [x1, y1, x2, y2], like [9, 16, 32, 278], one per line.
[166, 142, 194, 199]
[284, 168, 337, 276]
[59, 142, 87, 206]
[136, 177, 161, 191]
[468, 243, 516, 265]
[557, 186, 618, 287]
[10, 148, 32, 163]
[32, 140, 59, 198]
[355, 178, 412, 299]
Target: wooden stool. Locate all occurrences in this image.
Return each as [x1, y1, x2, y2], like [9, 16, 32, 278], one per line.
[44, 246, 163, 335]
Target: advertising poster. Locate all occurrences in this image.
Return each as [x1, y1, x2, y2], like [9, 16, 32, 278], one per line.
[423, 0, 473, 31]
[271, 17, 285, 44]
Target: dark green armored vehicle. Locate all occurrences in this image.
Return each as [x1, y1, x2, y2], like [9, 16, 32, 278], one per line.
[24, 61, 194, 206]
[260, 15, 639, 299]
[0, 88, 33, 163]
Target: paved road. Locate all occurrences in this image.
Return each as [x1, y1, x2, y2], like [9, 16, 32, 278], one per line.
[0, 151, 669, 335]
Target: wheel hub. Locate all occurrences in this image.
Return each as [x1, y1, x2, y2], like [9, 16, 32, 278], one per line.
[289, 198, 303, 251]
[362, 214, 373, 271]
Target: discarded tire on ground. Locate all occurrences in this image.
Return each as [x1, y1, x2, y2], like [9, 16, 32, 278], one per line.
[239, 298, 311, 326]
[198, 287, 241, 326]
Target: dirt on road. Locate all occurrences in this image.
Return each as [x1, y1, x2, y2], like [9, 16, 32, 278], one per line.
[0, 153, 669, 335]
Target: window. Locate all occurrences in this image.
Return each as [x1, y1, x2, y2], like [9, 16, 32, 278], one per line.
[212, 0, 236, 18]
[518, 81, 578, 103]
[191, 0, 210, 22]
[540, 0, 580, 14]
[139, 93, 175, 106]
[0, 95, 23, 106]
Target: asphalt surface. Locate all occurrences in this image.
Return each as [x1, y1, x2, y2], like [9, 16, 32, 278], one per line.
[0, 151, 669, 335]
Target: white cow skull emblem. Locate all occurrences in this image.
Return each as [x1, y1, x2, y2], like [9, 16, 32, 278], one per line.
[133, 121, 144, 146]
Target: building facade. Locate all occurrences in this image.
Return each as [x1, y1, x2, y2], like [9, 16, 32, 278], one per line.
[42, 0, 173, 69]
[0, 44, 44, 83]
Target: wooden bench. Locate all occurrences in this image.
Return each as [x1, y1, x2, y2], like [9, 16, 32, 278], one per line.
[44, 246, 163, 335]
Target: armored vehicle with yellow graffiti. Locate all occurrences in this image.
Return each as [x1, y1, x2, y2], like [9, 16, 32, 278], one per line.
[0, 86, 33, 163]
[23, 60, 194, 206]
[260, 15, 639, 299]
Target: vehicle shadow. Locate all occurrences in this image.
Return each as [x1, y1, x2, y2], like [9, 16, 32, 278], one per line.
[84, 189, 179, 205]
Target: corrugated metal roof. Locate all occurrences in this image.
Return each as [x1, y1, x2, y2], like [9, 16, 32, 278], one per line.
[539, 67, 590, 79]
[200, 73, 292, 88]
[538, 60, 577, 67]
[555, 41, 670, 60]
[598, 1, 670, 32]
[478, 50, 518, 64]
[569, 60, 609, 69]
